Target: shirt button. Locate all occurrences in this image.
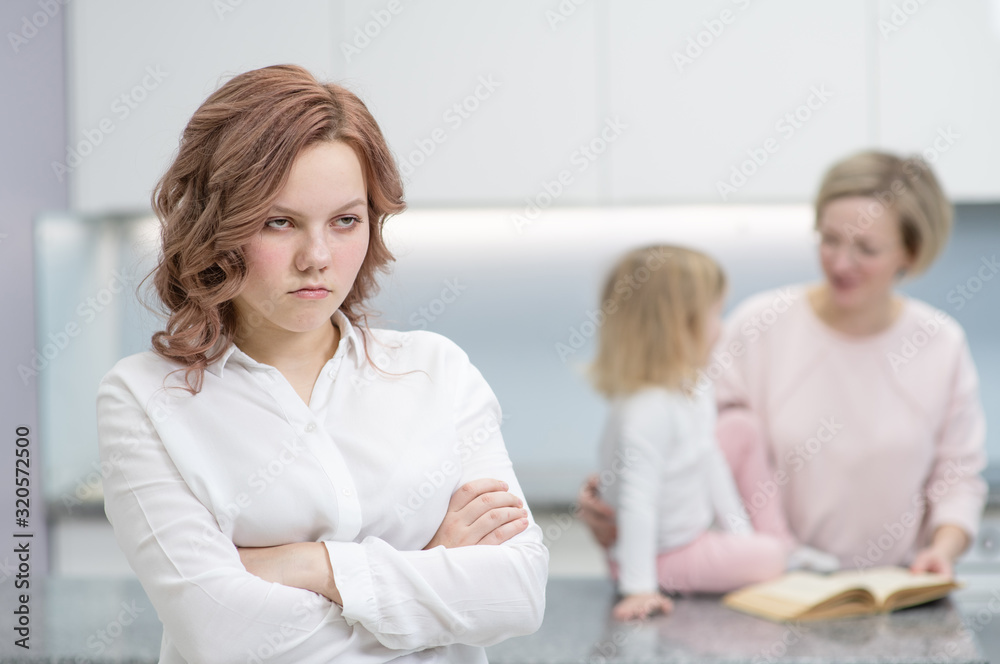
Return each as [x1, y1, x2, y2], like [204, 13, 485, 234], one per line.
[304, 423, 316, 433]
[342, 487, 352, 496]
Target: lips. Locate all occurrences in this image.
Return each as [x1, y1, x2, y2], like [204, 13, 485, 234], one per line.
[831, 276, 858, 290]
[291, 286, 331, 299]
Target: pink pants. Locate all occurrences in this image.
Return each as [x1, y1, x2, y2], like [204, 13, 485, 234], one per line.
[616, 408, 794, 594]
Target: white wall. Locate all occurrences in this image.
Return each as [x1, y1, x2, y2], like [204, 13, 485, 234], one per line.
[67, 0, 1000, 212]
[55, 2, 1000, 503]
[2, 0, 67, 578]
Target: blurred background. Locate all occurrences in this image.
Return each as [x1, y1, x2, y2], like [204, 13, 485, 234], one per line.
[2, 1, 999, 581]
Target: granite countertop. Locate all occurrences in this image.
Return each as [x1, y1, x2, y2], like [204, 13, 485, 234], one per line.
[0, 577, 987, 663]
[484, 578, 988, 664]
[0, 577, 162, 663]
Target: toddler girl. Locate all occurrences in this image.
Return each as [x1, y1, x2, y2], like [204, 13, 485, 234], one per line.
[590, 245, 836, 621]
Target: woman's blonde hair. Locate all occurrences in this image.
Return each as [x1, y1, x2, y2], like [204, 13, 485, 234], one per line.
[590, 245, 726, 397]
[149, 64, 405, 393]
[814, 151, 952, 276]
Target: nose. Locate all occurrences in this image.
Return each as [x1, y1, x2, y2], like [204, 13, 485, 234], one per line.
[831, 246, 854, 271]
[825, 243, 858, 273]
[296, 227, 332, 272]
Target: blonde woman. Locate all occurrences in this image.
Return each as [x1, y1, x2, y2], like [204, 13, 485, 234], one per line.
[714, 152, 986, 577]
[582, 152, 986, 586]
[591, 246, 833, 621]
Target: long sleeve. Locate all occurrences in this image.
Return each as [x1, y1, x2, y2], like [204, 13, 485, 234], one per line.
[703, 287, 988, 566]
[612, 399, 667, 596]
[695, 387, 754, 535]
[325, 349, 548, 651]
[98, 378, 411, 664]
[922, 338, 987, 541]
[704, 443, 753, 535]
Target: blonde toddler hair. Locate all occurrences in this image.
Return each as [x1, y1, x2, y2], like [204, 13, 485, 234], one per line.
[590, 245, 726, 397]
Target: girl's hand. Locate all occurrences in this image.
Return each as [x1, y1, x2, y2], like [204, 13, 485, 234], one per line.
[577, 474, 617, 549]
[612, 592, 673, 621]
[424, 478, 529, 549]
[237, 542, 341, 604]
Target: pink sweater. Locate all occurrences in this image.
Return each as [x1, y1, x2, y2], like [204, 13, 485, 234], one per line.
[711, 285, 986, 569]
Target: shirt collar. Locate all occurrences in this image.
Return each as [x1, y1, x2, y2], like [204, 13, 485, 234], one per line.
[204, 310, 365, 378]
[333, 310, 365, 368]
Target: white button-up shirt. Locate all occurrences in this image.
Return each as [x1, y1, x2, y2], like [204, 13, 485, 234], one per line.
[97, 312, 548, 663]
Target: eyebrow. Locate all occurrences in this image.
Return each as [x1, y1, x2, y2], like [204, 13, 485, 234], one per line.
[269, 198, 367, 216]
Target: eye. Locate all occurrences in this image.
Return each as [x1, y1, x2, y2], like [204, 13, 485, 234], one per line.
[265, 218, 291, 229]
[857, 244, 878, 256]
[333, 215, 361, 229]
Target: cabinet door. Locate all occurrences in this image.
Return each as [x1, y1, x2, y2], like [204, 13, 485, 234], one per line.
[877, 0, 1000, 201]
[68, 0, 335, 212]
[336, 0, 601, 205]
[606, 0, 871, 203]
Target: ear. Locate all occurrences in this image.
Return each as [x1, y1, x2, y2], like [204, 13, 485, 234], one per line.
[902, 235, 919, 270]
[896, 247, 916, 280]
[893, 214, 917, 278]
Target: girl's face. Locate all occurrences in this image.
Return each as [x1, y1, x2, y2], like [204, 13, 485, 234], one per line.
[817, 196, 912, 313]
[234, 141, 370, 339]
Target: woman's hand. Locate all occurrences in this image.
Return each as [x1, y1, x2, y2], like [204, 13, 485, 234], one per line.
[910, 524, 970, 579]
[910, 547, 954, 578]
[424, 478, 528, 549]
[612, 592, 673, 621]
[238, 542, 341, 604]
[576, 474, 617, 549]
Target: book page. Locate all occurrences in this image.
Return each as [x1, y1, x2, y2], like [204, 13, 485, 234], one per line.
[725, 571, 868, 619]
[829, 567, 953, 605]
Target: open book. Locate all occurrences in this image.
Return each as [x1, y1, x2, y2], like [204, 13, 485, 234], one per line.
[722, 566, 959, 622]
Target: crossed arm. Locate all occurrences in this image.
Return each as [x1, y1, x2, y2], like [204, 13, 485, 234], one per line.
[238, 477, 530, 603]
[99, 374, 547, 662]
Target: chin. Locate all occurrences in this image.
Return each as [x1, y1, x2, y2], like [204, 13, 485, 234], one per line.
[288, 313, 339, 332]
[828, 285, 867, 310]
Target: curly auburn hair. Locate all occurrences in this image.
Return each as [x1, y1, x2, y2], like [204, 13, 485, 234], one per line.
[150, 64, 405, 392]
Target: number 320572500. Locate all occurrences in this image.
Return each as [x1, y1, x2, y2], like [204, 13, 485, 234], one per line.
[15, 427, 30, 520]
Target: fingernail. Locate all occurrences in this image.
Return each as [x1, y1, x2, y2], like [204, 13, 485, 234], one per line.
[502, 482, 509, 490]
